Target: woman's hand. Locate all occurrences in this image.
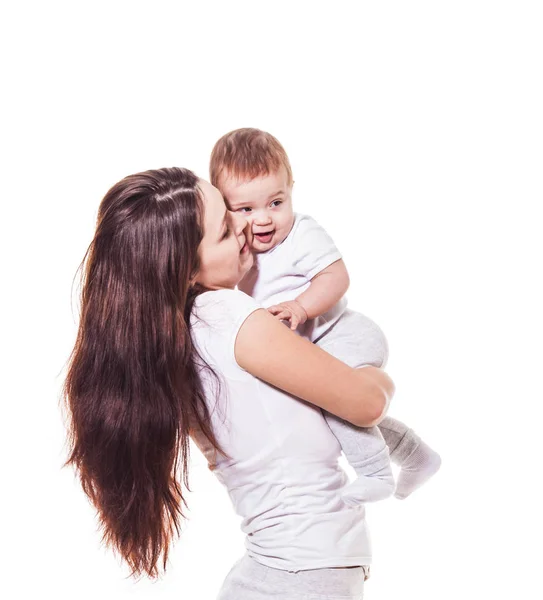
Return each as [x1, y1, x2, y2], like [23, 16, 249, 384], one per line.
[267, 300, 308, 330]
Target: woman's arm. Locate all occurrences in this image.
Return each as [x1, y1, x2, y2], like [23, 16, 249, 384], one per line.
[235, 309, 395, 427]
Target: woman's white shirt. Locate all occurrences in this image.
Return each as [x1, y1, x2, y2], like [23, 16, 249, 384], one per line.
[190, 288, 371, 571]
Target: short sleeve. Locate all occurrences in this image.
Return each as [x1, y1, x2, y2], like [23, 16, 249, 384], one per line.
[191, 289, 263, 376]
[291, 214, 343, 280]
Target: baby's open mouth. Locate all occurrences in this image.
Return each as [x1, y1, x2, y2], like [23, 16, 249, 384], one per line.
[254, 230, 275, 244]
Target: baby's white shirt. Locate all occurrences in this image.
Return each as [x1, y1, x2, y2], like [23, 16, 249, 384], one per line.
[238, 213, 347, 341]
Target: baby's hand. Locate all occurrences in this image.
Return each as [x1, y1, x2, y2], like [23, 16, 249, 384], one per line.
[267, 300, 308, 331]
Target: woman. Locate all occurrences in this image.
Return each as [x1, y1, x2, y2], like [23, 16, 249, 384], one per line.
[63, 167, 394, 599]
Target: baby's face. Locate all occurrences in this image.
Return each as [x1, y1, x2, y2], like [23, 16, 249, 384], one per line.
[219, 167, 295, 253]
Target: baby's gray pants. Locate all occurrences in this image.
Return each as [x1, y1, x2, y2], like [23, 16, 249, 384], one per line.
[316, 309, 407, 480]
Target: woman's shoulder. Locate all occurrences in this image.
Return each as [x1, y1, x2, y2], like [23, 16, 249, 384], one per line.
[191, 289, 264, 374]
[194, 288, 259, 309]
[191, 288, 262, 332]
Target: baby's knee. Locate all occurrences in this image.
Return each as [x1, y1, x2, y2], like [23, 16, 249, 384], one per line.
[374, 325, 389, 368]
[317, 311, 390, 368]
[357, 319, 389, 368]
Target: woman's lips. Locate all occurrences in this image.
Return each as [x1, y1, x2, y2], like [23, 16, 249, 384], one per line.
[254, 231, 274, 244]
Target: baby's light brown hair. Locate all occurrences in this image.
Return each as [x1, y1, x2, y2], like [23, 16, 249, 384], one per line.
[210, 128, 293, 189]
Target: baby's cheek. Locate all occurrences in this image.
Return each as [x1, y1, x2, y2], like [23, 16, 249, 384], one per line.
[273, 226, 291, 247]
[280, 211, 295, 233]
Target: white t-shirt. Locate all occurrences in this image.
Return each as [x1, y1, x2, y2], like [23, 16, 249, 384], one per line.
[190, 288, 372, 571]
[238, 213, 347, 342]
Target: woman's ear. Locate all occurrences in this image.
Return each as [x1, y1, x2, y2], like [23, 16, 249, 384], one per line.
[190, 264, 206, 290]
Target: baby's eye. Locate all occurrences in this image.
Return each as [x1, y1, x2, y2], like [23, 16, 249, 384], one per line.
[222, 226, 231, 240]
[271, 200, 282, 207]
[238, 207, 252, 213]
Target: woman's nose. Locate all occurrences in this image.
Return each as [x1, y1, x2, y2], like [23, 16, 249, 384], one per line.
[233, 211, 249, 235]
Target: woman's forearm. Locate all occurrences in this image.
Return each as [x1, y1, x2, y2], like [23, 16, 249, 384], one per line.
[356, 366, 395, 426]
[235, 309, 395, 427]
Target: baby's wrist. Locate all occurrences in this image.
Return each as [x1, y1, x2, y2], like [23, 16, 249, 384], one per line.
[293, 299, 309, 322]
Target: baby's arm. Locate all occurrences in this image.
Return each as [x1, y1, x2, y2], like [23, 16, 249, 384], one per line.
[296, 259, 349, 319]
[267, 259, 349, 329]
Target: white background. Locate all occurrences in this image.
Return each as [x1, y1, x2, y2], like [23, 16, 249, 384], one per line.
[1, 1, 542, 598]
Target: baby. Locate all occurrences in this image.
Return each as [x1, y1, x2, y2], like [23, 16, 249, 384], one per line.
[209, 128, 441, 504]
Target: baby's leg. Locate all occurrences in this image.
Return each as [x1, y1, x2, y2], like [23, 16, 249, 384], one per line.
[379, 416, 442, 499]
[325, 407, 395, 505]
[317, 310, 441, 501]
[317, 311, 394, 504]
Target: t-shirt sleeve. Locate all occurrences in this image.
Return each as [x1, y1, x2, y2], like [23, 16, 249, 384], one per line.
[194, 289, 263, 376]
[225, 290, 263, 357]
[291, 214, 343, 280]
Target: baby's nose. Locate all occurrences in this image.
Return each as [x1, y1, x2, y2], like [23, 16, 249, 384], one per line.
[253, 213, 272, 226]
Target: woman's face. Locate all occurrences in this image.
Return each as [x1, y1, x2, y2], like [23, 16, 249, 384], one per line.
[194, 179, 253, 290]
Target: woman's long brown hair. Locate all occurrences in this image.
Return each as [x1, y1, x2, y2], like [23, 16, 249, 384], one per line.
[62, 167, 223, 579]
